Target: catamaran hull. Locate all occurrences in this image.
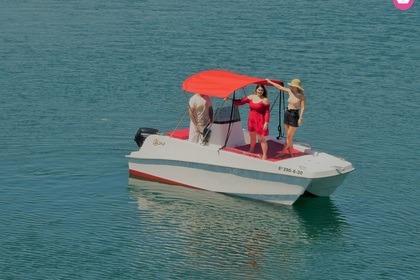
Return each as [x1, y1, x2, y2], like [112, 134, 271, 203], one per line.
[128, 159, 310, 205]
[305, 173, 350, 197]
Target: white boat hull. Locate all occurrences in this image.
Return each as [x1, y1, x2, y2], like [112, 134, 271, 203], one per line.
[305, 173, 351, 197]
[127, 131, 354, 206]
[129, 160, 309, 206]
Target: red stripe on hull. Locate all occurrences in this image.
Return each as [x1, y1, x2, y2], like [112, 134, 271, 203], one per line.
[129, 169, 201, 190]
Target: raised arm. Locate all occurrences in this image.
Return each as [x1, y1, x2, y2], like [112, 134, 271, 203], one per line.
[229, 96, 251, 106]
[266, 78, 291, 94]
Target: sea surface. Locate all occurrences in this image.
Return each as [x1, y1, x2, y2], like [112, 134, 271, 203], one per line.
[1, 0, 419, 279]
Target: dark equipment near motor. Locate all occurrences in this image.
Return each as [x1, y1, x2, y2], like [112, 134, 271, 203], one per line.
[134, 127, 159, 147]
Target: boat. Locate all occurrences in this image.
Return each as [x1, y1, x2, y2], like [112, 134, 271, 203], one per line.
[126, 69, 354, 205]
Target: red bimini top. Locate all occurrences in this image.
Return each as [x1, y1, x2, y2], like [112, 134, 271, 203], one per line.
[182, 69, 283, 99]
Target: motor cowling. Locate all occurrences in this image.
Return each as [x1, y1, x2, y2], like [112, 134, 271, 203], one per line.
[134, 127, 160, 147]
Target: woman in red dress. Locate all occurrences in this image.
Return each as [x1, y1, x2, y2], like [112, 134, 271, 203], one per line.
[231, 84, 270, 160]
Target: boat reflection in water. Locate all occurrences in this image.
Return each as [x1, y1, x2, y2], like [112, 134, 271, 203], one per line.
[127, 178, 346, 275]
[293, 196, 347, 239]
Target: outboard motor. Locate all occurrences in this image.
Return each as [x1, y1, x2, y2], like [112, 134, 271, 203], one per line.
[134, 127, 160, 148]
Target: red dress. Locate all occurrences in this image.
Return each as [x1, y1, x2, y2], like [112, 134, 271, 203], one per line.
[234, 97, 270, 136]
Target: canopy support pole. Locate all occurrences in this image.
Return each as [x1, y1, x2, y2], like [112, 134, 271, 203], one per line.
[277, 90, 285, 139]
[219, 92, 237, 150]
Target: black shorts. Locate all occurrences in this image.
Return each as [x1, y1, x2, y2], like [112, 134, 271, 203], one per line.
[284, 109, 300, 127]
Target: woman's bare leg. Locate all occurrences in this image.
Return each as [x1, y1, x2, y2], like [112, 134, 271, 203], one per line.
[260, 136, 268, 160]
[286, 126, 297, 157]
[249, 131, 256, 153]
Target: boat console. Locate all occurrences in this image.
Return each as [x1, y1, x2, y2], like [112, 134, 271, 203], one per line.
[208, 106, 246, 147]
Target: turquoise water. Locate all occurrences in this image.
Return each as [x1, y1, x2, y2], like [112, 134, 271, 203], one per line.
[1, 0, 419, 279]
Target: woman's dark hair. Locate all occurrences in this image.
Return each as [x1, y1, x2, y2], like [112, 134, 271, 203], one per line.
[255, 84, 268, 98]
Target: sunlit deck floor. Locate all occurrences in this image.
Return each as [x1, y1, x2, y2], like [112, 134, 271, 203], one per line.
[223, 140, 305, 162]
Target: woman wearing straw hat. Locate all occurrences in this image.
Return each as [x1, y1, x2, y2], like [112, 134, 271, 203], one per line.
[266, 78, 306, 157]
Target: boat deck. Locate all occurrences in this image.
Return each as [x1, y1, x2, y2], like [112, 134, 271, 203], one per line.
[224, 140, 305, 162]
[166, 128, 305, 161]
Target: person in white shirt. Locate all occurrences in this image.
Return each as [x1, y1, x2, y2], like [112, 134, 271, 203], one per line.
[188, 93, 213, 144]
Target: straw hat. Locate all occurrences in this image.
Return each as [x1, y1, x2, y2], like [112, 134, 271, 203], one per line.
[287, 79, 304, 91]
